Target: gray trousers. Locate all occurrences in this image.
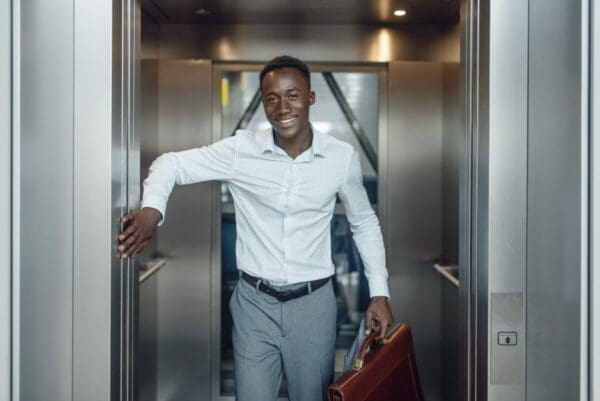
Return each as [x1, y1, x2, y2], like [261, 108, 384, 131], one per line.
[230, 276, 337, 401]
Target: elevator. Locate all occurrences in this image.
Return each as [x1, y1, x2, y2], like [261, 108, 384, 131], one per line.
[134, 2, 461, 398]
[2, 1, 595, 401]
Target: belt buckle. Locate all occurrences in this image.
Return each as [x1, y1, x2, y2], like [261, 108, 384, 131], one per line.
[276, 289, 291, 302]
[262, 282, 310, 302]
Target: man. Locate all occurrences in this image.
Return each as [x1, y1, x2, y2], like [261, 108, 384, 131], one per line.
[117, 55, 393, 401]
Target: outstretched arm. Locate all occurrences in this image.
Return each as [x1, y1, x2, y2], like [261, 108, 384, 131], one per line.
[117, 135, 238, 258]
[338, 150, 393, 339]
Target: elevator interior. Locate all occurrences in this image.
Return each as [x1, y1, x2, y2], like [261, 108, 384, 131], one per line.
[135, 2, 461, 401]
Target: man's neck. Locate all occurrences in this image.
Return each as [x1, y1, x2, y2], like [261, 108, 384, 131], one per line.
[273, 127, 313, 159]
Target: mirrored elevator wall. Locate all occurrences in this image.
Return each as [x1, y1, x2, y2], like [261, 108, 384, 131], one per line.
[138, 11, 461, 401]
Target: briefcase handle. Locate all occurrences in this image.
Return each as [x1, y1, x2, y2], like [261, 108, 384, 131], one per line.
[352, 329, 379, 370]
[353, 323, 403, 370]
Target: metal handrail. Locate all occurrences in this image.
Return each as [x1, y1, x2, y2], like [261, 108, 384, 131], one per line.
[433, 263, 459, 287]
[139, 258, 166, 284]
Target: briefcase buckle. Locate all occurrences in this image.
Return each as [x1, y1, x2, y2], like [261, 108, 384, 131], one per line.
[352, 358, 364, 370]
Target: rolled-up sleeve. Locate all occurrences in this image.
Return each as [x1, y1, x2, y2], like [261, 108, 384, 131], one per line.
[338, 150, 390, 298]
[141, 135, 237, 225]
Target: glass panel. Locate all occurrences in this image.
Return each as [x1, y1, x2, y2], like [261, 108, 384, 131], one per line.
[332, 72, 379, 155]
[218, 70, 379, 396]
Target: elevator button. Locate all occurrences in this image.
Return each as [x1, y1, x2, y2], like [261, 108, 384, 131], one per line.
[498, 332, 517, 346]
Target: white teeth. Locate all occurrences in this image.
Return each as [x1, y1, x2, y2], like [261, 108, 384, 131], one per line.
[278, 116, 296, 124]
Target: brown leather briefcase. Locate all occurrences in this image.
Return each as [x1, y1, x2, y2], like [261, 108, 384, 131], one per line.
[327, 323, 425, 401]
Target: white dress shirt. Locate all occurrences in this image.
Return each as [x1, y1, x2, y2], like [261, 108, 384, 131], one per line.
[141, 128, 390, 298]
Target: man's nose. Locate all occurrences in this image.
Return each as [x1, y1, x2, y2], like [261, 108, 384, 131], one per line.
[277, 99, 291, 114]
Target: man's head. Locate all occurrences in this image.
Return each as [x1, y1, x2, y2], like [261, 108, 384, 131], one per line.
[260, 55, 311, 89]
[259, 56, 315, 142]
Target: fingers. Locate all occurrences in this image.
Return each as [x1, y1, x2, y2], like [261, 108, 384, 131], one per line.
[365, 310, 373, 335]
[116, 209, 159, 259]
[122, 230, 139, 248]
[117, 215, 141, 258]
[365, 308, 382, 336]
[367, 314, 388, 340]
[118, 212, 134, 224]
[117, 234, 146, 259]
[118, 220, 138, 240]
[119, 209, 140, 223]
[129, 239, 149, 257]
[378, 320, 389, 340]
[365, 297, 393, 339]
[371, 317, 383, 339]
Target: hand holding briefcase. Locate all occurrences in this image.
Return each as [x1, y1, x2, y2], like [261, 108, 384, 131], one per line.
[327, 323, 425, 401]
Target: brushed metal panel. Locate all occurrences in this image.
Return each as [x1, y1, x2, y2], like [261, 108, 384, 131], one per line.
[473, 0, 491, 399]
[441, 276, 459, 401]
[440, 62, 460, 401]
[442, 63, 460, 265]
[486, 0, 528, 399]
[388, 61, 443, 401]
[592, 0, 600, 397]
[10, 3, 20, 399]
[527, 0, 583, 400]
[158, 23, 460, 63]
[0, 0, 11, 399]
[72, 1, 120, 400]
[156, 60, 213, 401]
[489, 293, 524, 385]
[140, 11, 159, 258]
[141, 9, 159, 60]
[111, 2, 127, 399]
[19, 1, 74, 400]
[458, 1, 476, 399]
[139, 275, 158, 401]
[122, 3, 142, 400]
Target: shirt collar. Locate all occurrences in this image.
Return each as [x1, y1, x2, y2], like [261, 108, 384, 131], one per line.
[260, 123, 326, 160]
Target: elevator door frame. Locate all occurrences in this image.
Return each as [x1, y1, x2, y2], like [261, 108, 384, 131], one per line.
[0, 0, 11, 400]
[209, 62, 388, 401]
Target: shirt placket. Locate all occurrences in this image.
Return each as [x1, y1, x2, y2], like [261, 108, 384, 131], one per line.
[280, 159, 294, 284]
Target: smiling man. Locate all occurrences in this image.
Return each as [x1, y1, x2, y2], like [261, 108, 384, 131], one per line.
[117, 55, 393, 401]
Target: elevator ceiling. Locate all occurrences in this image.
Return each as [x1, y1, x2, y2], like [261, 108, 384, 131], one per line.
[143, 0, 459, 25]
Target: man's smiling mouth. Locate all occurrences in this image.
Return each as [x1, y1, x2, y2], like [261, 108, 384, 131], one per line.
[276, 116, 297, 126]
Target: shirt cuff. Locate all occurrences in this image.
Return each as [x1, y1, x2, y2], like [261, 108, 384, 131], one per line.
[141, 195, 167, 226]
[368, 278, 390, 299]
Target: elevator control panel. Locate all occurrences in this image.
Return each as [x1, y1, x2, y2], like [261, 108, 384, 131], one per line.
[497, 331, 518, 346]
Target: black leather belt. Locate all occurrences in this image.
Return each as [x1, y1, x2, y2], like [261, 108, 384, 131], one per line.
[241, 272, 331, 303]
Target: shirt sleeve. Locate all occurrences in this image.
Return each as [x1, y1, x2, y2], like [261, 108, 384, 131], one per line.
[338, 150, 390, 298]
[141, 135, 237, 225]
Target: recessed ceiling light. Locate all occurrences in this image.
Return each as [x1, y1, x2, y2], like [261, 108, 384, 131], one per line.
[195, 8, 211, 16]
[393, 9, 407, 17]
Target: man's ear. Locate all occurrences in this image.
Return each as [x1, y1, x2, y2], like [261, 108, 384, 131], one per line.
[309, 90, 316, 106]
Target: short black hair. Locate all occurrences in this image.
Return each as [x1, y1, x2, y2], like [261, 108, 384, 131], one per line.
[259, 55, 311, 89]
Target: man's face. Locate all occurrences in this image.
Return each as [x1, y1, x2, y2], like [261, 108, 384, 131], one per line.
[260, 67, 315, 141]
